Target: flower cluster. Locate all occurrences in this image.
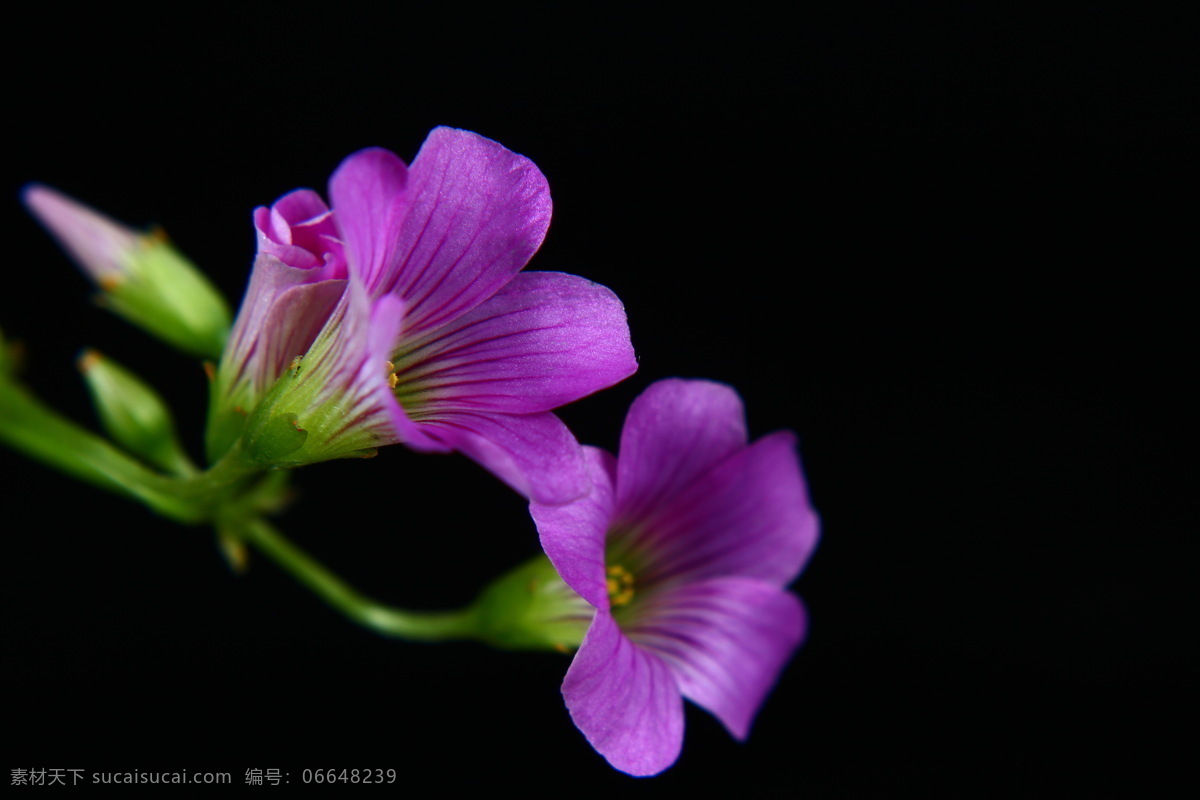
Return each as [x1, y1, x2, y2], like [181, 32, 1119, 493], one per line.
[19, 127, 819, 777]
[211, 129, 637, 504]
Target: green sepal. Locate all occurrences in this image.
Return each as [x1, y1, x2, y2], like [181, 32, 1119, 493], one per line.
[233, 340, 385, 468]
[243, 412, 308, 464]
[205, 405, 249, 465]
[78, 349, 194, 475]
[467, 553, 592, 653]
[102, 233, 232, 360]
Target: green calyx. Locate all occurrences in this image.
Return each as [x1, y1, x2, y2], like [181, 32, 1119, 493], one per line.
[102, 232, 232, 360]
[232, 335, 384, 468]
[78, 349, 194, 475]
[467, 553, 593, 653]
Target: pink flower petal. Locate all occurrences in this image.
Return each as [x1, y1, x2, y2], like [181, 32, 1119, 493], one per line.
[631, 430, 820, 588]
[222, 253, 347, 395]
[562, 610, 684, 777]
[371, 127, 552, 337]
[615, 379, 749, 527]
[252, 279, 348, 395]
[392, 271, 636, 414]
[417, 409, 587, 504]
[627, 577, 806, 740]
[328, 147, 410, 290]
[270, 189, 333, 233]
[254, 189, 346, 278]
[531, 447, 617, 608]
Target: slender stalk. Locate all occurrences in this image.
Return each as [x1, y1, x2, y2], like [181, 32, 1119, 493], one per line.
[1, 378, 262, 523]
[226, 514, 479, 642]
[1, 379, 205, 521]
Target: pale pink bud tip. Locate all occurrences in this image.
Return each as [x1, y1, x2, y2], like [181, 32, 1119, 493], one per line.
[22, 184, 141, 285]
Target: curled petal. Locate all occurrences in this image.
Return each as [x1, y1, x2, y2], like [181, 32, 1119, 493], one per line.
[254, 189, 346, 278]
[616, 379, 748, 527]
[627, 578, 806, 740]
[531, 447, 617, 609]
[269, 189, 335, 239]
[563, 611, 684, 777]
[393, 271, 636, 414]
[417, 410, 586, 505]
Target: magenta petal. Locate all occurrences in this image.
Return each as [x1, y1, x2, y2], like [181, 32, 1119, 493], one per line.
[354, 290, 440, 451]
[254, 206, 323, 270]
[270, 189, 332, 231]
[531, 447, 617, 608]
[315, 284, 446, 454]
[328, 147, 410, 290]
[375, 127, 552, 337]
[627, 578, 806, 741]
[222, 254, 347, 392]
[417, 410, 586, 504]
[254, 188, 346, 279]
[393, 271, 636, 414]
[633, 431, 820, 587]
[253, 279, 348, 393]
[563, 611, 685, 777]
[616, 379, 749, 526]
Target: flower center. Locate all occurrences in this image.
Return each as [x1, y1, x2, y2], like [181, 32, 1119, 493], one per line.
[385, 360, 399, 389]
[606, 564, 635, 607]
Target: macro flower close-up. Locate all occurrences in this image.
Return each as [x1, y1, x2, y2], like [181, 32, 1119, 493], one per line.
[216, 127, 637, 503]
[6, 7, 1189, 792]
[531, 379, 821, 775]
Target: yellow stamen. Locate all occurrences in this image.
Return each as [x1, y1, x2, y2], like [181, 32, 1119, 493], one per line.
[606, 564, 635, 607]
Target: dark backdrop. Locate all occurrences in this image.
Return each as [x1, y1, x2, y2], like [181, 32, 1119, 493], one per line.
[3, 5, 1190, 794]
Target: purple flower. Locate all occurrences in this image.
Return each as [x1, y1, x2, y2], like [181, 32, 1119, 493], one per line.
[227, 128, 636, 504]
[531, 379, 820, 775]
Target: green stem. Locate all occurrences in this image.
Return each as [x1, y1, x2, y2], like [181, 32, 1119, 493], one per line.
[0, 378, 263, 523]
[1, 379, 201, 520]
[226, 514, 479, 642]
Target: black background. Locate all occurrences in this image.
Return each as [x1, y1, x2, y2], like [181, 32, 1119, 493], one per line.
[3, 5, 1191, 794]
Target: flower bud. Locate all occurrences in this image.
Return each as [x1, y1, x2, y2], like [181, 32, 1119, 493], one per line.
[78, 349, 193, 475]
[23, 185, 232, 359]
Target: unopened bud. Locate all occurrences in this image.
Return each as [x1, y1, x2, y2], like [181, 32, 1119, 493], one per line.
[24, 185, 232, 359]
[78, 349, 194, 475]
